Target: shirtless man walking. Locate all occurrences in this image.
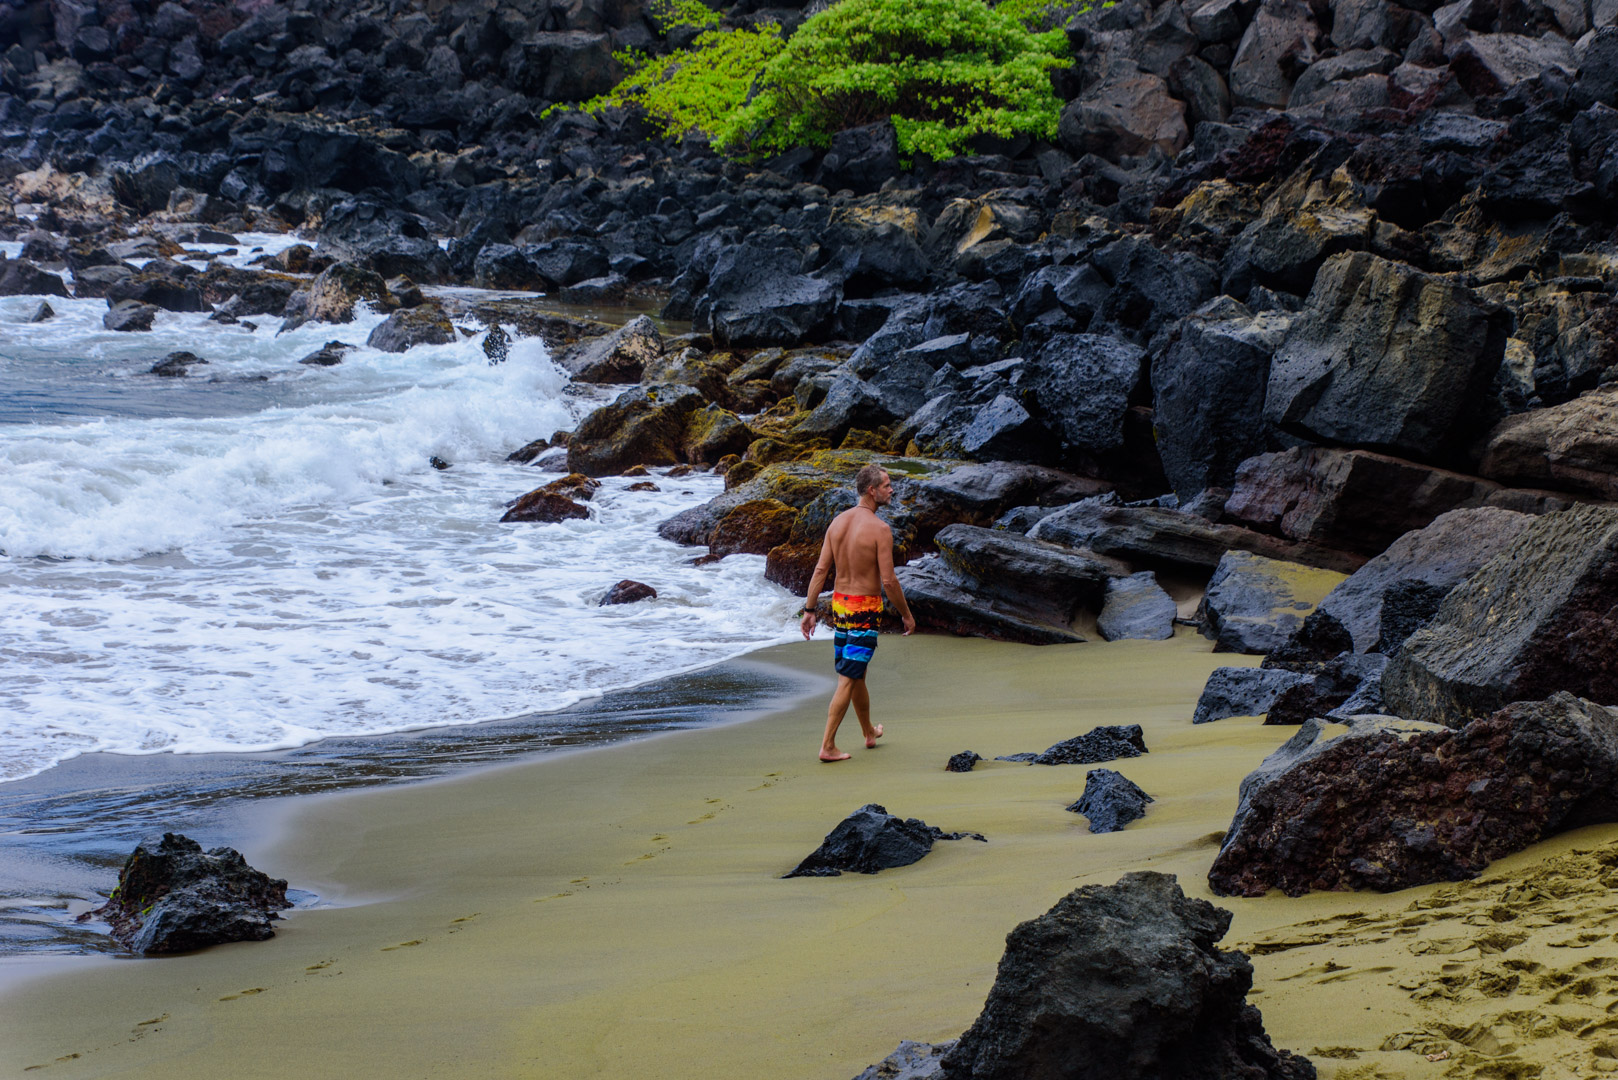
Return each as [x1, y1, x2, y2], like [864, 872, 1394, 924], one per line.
[798, 464, 916, 762]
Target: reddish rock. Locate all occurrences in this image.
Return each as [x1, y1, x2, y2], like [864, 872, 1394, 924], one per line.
[1477, 386, 1618, 501]
[540, 473, 602, 501]
[499, 491, 590, 523]
[1224, 446, 1571, 557]
[1209, 694, 1618, 896]
[600, 580, 657, 605]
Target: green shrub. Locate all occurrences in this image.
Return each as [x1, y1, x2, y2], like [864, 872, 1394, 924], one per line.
[578, 23, 785, 142]
[718, 0, 1069, 161]
[576, 0, 1069, 162]
[649, 0, 720, 35]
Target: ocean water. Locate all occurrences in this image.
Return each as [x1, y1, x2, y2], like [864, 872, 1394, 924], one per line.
[0, 236, 801, 787]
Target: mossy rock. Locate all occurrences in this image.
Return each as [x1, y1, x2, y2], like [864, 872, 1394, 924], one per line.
[682, 403, 755, 464]
[765, 540, 823, 594]
[840, 428, 890, 451]
[710, 499, 799, 557]
[724, 459, 765, 490]
[567, 383, 703, 476]
[744, 437, 799, 466]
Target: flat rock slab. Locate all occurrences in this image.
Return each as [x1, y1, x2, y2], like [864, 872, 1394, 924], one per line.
[784, 803, 985, 878]
[1193, 667, 1312, 724]
[1097, 571, 1177, 641]
[1209, 694, 1618, 896]
[1067, 769, 1155, 832]
[1384, 504, 1618, 726]
[1025, 723, 1149, 765]
[1198, 550, 1345, 654]
[938, 872, 1316, 1079]
[84, 833, 290, 955]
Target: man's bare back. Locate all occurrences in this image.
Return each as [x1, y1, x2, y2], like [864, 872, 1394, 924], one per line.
[796, 466, 915, 762]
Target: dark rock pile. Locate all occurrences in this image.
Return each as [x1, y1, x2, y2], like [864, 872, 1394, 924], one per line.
[82, 833, 291, 955]
[1029, 723, 1149, 765]
[785, 804, 986, 878]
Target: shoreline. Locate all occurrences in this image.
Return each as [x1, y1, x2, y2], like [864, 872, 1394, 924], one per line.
[0, 650, 822, 964]
[7, 633, 1618, 1079]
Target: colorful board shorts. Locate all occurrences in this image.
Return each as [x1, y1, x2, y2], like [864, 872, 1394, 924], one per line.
[832, 592, 883, 679]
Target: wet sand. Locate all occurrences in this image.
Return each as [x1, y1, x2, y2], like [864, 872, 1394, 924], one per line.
[3, 632, 1616, 1079]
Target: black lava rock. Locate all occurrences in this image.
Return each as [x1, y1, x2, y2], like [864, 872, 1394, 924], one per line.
[1066, 769, 1154, 833]
[939, 872, 1315, 1080]
[785, 803, 985, 878]
[1028, 724, 1148, 765]
[84, 833, 291, 956]
[148, 350, 208, 376]
[946, 751, 983, 773]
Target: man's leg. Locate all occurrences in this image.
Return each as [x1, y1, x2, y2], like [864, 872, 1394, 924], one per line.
[820, 675, 857, 761]
[850, 679, 882, 748]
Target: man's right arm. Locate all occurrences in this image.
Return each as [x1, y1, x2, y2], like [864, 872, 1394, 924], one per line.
[800, 527, 836, 640]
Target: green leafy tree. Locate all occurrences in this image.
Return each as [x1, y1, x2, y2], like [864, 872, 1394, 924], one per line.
[716, 0, 1069, 160]
[577, 23, 785, 142]
[648, 0, 720, 35]
[576, 0, 1069, 162]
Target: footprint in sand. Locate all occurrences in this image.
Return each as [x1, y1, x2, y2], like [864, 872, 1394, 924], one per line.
[748, 771, 792, 791]
[305, 959, 334, 971]
[217, 988, 266, 1001]
[380, 940, 423, 951]
[535, 891, 573, 902]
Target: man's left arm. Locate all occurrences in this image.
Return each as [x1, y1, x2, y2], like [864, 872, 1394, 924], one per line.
[876, 527, 914, 635]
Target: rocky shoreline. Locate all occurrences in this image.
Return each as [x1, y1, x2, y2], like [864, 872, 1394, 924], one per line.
[10, 0, 1618, 1071]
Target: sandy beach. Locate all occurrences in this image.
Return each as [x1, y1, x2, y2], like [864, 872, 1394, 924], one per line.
[4, 632, 1618, 1080]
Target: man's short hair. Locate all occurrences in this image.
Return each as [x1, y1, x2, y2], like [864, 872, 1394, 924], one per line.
[855, 464, 889, 496]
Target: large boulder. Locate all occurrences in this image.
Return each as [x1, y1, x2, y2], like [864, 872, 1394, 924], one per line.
[916, 524, 1126, 641]
[286, 262, 389, 328]
[1208, 695, 1618, 896]
[1058, 62, 1189, 161]
[939, 872, 1315, 1080]
[1152, 302, 1291, 503]
[566, 384, 704, 476]
[1027, 502, 1365, 573]
[1449, 33, 1578, 99]
[701, 245, 840, 348]
[85, 833, 291, 955]
[1285, 506, 1534, 656]
[1192, 666, 1313, 724]
[1383, 505, 1618, 727]
[1223, 446, 1558, 557]
[1477, 385, 1618, 501]
[784, 804, 983, 878]
[365, 303, 455, 352]
[557, 314, 664, 383]
[1030, 724, 1148, 765]
[1262, 653, 1388, 726]
[0, 256, 69, 297]
[504, 31, 617, 100]
[1023, 333, 1146, 459]
[1228, 0, 1320, 108]
[1197, 551, 1346, 654]
[1264, 253, 1510, 464]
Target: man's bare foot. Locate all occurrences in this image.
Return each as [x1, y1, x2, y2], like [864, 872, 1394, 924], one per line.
[819, 749, 851, 762]
[865, 724, 884, 749]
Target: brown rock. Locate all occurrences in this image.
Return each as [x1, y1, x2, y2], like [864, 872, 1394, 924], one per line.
[1208, 694, 1618, 896]
[1224, 446, 1570, 557]
[600, 580, 657, 605]
[1477, 387, 1618, 501]
[1058, 63, 1190, 160]
[499, 490, 590, 523]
